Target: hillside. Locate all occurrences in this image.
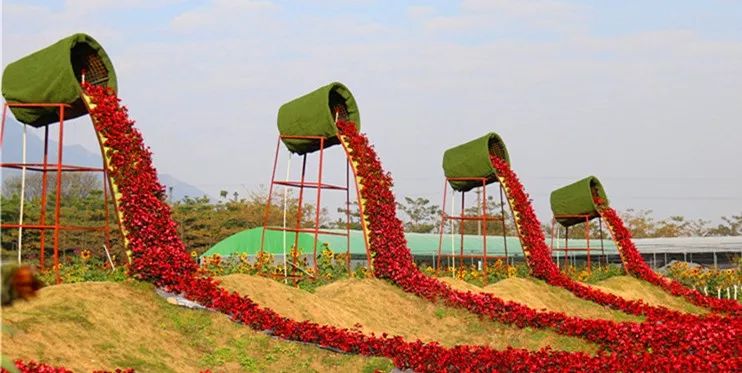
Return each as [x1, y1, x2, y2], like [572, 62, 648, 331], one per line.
[589, 276, 707, 314]
[217, 275, 595, 353]
[2, 274, 710, 371]
[1, 281, 392, 372]
[439, 277, 642, 321]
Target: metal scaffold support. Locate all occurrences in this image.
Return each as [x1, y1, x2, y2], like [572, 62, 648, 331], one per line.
[435, 177, 510, 284]
[549, 214, 606, 271]
[1, 102, 115, 284]
[259, 134, 362, 283]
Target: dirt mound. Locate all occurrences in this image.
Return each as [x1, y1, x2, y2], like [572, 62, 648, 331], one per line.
[434, 277, 640, 321]
[437, 277, 483, 292]
[482, 277, 639, 321]
[590, 276, 706, 314]
[1, 281, 390, 372]
[218, 275, 594, 353]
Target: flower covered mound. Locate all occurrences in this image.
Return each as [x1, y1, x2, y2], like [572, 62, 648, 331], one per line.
[76, 83, 742, 371]
[599, 206, 742, 316]
[487, 155, 694, 320]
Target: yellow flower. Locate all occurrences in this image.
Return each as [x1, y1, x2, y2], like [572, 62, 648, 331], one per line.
[80, 249, 92, 262]
[239, 253, 250, 264]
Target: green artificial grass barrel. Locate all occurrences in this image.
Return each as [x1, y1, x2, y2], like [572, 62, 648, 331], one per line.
[550, 176, 609, 227]
[277, 82, 360, 155]
[442, 132, 510, 192]
[2, 33, 117, 127]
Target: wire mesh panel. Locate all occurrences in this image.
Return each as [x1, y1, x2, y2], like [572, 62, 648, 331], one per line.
[84, 53, 109, 85]
[71, 43, 110, 86]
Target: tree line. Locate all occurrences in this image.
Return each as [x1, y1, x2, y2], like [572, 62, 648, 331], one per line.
[2, 173, 740, 262]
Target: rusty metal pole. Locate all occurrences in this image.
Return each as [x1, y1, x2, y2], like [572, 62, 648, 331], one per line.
[599, 217, 605, 265]
[52, 105, 65, 284]
[311, 138, 326, 273]
[585, 215, 592, 273]
[259, 137, 282, 257]
[499, 184, 508, 265]
[481, 180, 488, 284]
[345, 160, 351, 273]
[564, 226, 569, 269]
[293, 154, 308, 279]
[551, 219, 557, 267]
[459, 192, 465, 269]
[37, 125, 51, 269]
[102, 165, 112, 251]
[0, 104, 7, 144]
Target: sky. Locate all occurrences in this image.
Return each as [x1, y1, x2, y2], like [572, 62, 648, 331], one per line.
[2, 0, 742, 225]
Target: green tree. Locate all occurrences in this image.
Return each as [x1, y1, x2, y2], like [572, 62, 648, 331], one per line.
[459, 195, 514, 236]
[2, 172, 100, 200]
[333, 201, 363, 230]
[397, 197, 441, 233]
[707, 213, 742, 236]
[170, 188, 328, 256]
[654, 216, 692, 237]
[1, 173, 121, 262]
[619, 209, 656, 238]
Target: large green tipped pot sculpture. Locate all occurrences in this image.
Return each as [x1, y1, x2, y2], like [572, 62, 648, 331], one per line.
[550, 176, 609, 227]
[2, 33, 117, 126]
[277, 82, 360, 154]
[442, 132, 510, 192]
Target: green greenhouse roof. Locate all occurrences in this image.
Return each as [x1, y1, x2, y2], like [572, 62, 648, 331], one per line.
[202, 227, 618, 258]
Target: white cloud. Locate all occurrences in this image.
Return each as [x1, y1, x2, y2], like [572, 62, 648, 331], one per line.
[408, 5, 436, 19]
[461, 0, 580, 18]
[423, 0, 585, 34]
[170, 0, 277, 32]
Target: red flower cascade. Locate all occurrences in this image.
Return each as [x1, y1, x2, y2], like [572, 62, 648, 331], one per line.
[71, 84, 742, 372]
[599, 206, 742, 315]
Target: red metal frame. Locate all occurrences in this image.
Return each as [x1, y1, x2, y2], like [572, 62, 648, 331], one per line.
[549, 214, 606, 271]
[1, 102, 114, 284]
[260, 134, 366, 282]
[435, 177, 509, 284]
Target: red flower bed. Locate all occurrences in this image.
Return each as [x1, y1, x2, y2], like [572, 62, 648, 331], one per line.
[0, 360, 134, 373]
[599, 206, 742, 316]
[76, 84, 741, 371]
[1, 360, 73, 373]
[335, 120, 741, 363]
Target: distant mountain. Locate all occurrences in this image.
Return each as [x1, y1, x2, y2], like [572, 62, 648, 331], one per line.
[158, 173, 211, 201]
[1, 118, 208, 201]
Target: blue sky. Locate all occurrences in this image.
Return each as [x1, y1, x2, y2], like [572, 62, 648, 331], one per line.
[2, 0, 742, 224]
